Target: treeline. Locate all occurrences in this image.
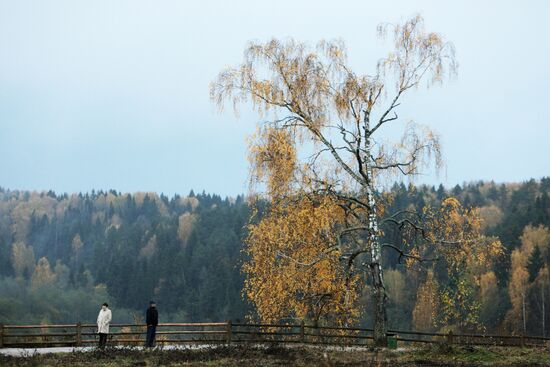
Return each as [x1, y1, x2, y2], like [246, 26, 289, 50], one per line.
[0, 189, 250, 324]
[0, 178, 549, 336]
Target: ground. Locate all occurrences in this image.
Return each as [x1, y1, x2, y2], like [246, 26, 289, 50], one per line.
[1, 344, 550, 366]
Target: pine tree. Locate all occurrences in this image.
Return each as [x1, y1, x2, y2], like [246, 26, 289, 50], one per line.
[528, 246, 544, 282]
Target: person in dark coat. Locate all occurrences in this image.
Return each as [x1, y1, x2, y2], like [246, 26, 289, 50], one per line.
[145, 301, 158, 347]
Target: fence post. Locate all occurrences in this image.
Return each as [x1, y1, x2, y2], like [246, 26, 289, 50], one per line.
[76, 322, 82, 347]
[520, 334, 525, 347]
[300, 321, 305, 343]
[0, 324, 4, 348]
[446, 330, 454, 346]
[226, 320, 232, 344]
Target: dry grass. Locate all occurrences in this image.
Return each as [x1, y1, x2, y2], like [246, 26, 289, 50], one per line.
[1, 344, 550, 367]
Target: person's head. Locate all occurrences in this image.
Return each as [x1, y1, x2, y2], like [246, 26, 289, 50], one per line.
[149, 301, 156, 308]
[102, 303, 108, 310]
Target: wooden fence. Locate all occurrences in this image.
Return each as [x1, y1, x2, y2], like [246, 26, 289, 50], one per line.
[1, 322, 549, 348]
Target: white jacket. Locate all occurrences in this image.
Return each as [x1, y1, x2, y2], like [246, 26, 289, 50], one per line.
[97, 308, 112, 334]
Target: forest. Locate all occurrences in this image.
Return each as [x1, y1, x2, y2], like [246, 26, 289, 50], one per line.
[0, 178, 549, 336]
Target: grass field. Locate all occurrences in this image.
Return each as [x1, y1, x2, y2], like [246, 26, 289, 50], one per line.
[1, 344, 550, 366]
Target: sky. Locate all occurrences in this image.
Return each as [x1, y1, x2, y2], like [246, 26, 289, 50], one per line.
[0, 0, 548, 197]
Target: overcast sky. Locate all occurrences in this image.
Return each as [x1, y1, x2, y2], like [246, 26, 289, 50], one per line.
[0, 0, 548, 197]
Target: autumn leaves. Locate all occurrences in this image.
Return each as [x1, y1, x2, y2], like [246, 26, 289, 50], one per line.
[210, 15, 499, 339]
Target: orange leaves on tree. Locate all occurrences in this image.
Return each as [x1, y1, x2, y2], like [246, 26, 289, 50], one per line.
[417, 197, 503, 330]
[248, 126, 297, 200]
[243, 195, 361, 326]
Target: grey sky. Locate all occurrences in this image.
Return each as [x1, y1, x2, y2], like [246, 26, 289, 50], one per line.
[0, 0, 548, 197]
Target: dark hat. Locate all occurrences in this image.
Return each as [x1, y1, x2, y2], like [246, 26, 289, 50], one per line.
[149, 300, 156, 305]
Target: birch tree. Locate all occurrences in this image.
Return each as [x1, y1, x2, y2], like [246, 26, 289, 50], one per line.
[210, 15, 488, 345]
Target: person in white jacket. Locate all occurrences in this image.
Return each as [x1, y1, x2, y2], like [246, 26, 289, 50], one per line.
[97, 303, 112, 348]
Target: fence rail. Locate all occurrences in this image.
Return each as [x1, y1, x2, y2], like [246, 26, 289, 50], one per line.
[0, 322, 549, 348]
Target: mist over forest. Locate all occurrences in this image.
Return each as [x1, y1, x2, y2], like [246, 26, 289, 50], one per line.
[1, 178, 549, 336]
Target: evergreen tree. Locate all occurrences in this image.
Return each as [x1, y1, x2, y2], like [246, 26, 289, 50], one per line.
[528, 246, 544, 282]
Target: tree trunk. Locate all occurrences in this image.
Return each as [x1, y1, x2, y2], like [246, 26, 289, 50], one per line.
[371, 261, 388, 346]
[367, 201, 387, 346]
[542, 285, 545, 338]
[364, 132, 387, 347]
[522, 292, 526, 334]
[366, 187, 387, 345]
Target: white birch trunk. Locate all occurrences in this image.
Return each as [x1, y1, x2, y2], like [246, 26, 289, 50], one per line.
[364, 132, 388, 347]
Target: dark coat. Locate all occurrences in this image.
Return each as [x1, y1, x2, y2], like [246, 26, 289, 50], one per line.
[146, 307, 158, 326]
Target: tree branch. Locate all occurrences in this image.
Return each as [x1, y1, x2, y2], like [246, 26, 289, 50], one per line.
[381, 243, 438, 264]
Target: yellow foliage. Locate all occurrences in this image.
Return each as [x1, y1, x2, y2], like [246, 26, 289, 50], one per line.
[424, 197, 503, 272]
[211, 15, 460, 333]
[134, 192, 158, 207]
[243, 195, 361, 326]
[505, 265, 529, 332]
[478, 205, 503, 231]
[248, 126, 296, 200]
[178, 196, 200, 211]
[11, 241, 35, 279]
[409, 198, 504, 330]
[504, 225, 550, 332]
[177, 213, 197, 247]
[519, 224, 550, 258]
[31, 257, 56, 289]
[480, 271, 499, 305]
[385, 269, 406, 308]
[412, 270, 438, 331]
[139, 235, 158, 259]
